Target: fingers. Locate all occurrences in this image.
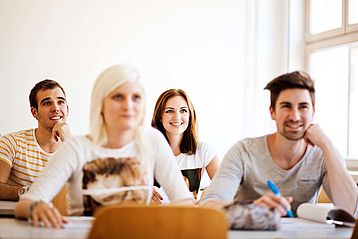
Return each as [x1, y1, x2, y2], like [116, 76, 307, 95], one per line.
[52, 123, 71, 142]
[253, 193, 292, 216]
[151, 188, 163, 205]
[31, 202, 64, 228]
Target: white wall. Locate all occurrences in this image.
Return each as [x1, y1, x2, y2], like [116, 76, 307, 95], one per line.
[0, 0, 296, 158]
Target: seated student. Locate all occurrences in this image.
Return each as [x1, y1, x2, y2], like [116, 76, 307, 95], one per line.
[0, 80, 71, 201]
[15, 65, 193, 228]
[201, 71, 358, 216]
[151, 89, 220, 202]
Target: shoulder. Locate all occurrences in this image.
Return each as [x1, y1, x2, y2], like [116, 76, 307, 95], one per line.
[0, 129, 33, 144]
[224, 135, 267, 160]
[141, 127, 167, 145]
[229, 135, 266, 152]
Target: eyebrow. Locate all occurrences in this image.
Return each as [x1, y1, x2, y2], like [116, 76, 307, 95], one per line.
[40, 96, 66, 104]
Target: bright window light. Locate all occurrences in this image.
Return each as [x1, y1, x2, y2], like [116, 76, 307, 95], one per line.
[310, 0, 342, 34]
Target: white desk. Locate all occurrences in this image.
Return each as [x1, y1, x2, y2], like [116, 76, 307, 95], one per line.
[0, 200, 16, 216]
[0, 218, 353, 239]
[0, 218, 90, 239]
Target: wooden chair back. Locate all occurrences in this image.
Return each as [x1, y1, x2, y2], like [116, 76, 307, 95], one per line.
[87, 205, 228, 239]
[351, 219, 358, 239]
[317, 187, 331, 203]
[52, 184, 68, 216]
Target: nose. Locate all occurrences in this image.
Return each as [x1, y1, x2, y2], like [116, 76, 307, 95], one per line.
[289, 108, 300, 121]
[173, 110, 181, 120]
[52, 103, 60, 112]
[124, 97, 133, 109]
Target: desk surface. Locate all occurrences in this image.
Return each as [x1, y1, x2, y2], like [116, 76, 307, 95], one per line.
[0, 218, 353, 239]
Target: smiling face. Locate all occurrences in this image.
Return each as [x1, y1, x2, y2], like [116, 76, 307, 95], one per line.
[270, 88, 314, 141]
[161, 96, 190, 137]
[102, 81, 144, 133]
[31, 87, 68, 131]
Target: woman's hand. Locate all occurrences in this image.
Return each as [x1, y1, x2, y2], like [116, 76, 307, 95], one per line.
[30, 201, 68, 228]
[151, 187, 163, 205]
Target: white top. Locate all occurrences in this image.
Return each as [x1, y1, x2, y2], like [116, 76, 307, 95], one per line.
[175, 142, 216, 193]
[157, 142, 216, 202]
[22, 127, 192, 215]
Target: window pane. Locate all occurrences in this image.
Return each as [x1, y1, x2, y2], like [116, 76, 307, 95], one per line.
[349, 47, 358, 158]
[349, 0, 358, 25]
[310, 0, 342, 34]
[309, 47, 349, 157]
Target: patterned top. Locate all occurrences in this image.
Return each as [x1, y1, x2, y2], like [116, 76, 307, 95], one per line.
[0, 129, 52, 186]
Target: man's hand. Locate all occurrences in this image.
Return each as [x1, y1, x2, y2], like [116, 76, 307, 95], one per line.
[304, 123, 330, 148]
[253, 192, 293, 216]
[52, 122, 71, 142]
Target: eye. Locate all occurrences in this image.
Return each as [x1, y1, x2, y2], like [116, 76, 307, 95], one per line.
[280, 104, 291, 109]
[164, 109, 174, 113]
[58, 99, 66, 105]
[180, 108, 188, 113]
[132, 94, 142, 102]
[299, 105, 309, 110]
[42, 101, 51, 106]
[112, 94, 123, 100]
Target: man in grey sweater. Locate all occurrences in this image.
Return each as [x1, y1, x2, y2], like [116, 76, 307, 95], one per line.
[201, 71, 357, 217]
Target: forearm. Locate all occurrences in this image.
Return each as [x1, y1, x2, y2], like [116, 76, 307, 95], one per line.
[0, 183, 21, 201]
[322, 143, 358, 213]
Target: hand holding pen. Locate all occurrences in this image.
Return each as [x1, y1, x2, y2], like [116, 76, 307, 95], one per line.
[253, 180, 293, 217]
[267, 180, 294, 217]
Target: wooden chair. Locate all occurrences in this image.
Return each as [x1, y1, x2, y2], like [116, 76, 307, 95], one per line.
[351, 219, 358, 239]
[87, 205, 228, 239]
[317, 187, 331, 203]
[52, 184, 68, 216]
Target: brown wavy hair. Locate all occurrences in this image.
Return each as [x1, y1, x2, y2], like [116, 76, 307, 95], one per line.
[151, 89, 198, 154]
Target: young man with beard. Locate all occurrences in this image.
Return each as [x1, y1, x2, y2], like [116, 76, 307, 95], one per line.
[0, 79, 71, 200]
[201, 71, 357, 217]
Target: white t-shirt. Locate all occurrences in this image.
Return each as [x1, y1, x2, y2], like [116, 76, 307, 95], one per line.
[175, 142, 216, 193]
[22, 127, 192, 215]
[157, 142, 216, 202]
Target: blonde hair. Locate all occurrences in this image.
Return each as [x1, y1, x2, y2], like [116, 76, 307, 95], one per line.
[89, 64, 142, 145]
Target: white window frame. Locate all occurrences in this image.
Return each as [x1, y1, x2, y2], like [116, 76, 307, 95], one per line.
[305, 0, 358, 169]
[306, 0, 358, 43]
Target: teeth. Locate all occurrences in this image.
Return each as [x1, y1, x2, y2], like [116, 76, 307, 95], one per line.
[50, 116, 61, 120]
[170, 122, 182, 126]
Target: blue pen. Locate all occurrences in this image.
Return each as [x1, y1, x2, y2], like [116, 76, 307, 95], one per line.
[266, 180, 294, 218]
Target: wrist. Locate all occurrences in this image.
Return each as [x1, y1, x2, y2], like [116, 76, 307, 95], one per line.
[18, 185, 30, 198]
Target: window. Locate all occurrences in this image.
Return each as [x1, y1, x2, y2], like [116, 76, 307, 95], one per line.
[306, 0, 358, 160]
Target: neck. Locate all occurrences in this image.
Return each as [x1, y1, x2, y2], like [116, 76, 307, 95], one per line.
[35, 127, 61, 153]
[104, 129, 135, 148]
[167, 134, 183, 156]
[267, 133, 308, 170]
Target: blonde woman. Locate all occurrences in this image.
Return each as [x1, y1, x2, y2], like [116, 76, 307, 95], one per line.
[15, 65, 192, 228]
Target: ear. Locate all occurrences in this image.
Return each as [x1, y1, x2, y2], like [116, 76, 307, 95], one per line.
[31, 107, 38, 119]
[269, 106, 275, 120]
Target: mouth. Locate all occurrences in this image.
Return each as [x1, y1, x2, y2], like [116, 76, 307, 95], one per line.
[284, 123, 304, 131]
[170, 122, 183, 126]
[49, 115, 63, 120]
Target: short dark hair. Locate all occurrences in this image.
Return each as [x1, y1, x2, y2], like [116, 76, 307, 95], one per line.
[29, 79, 66, 109]
[151, 89, 198, 155]
[264, 71, 315, 110]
